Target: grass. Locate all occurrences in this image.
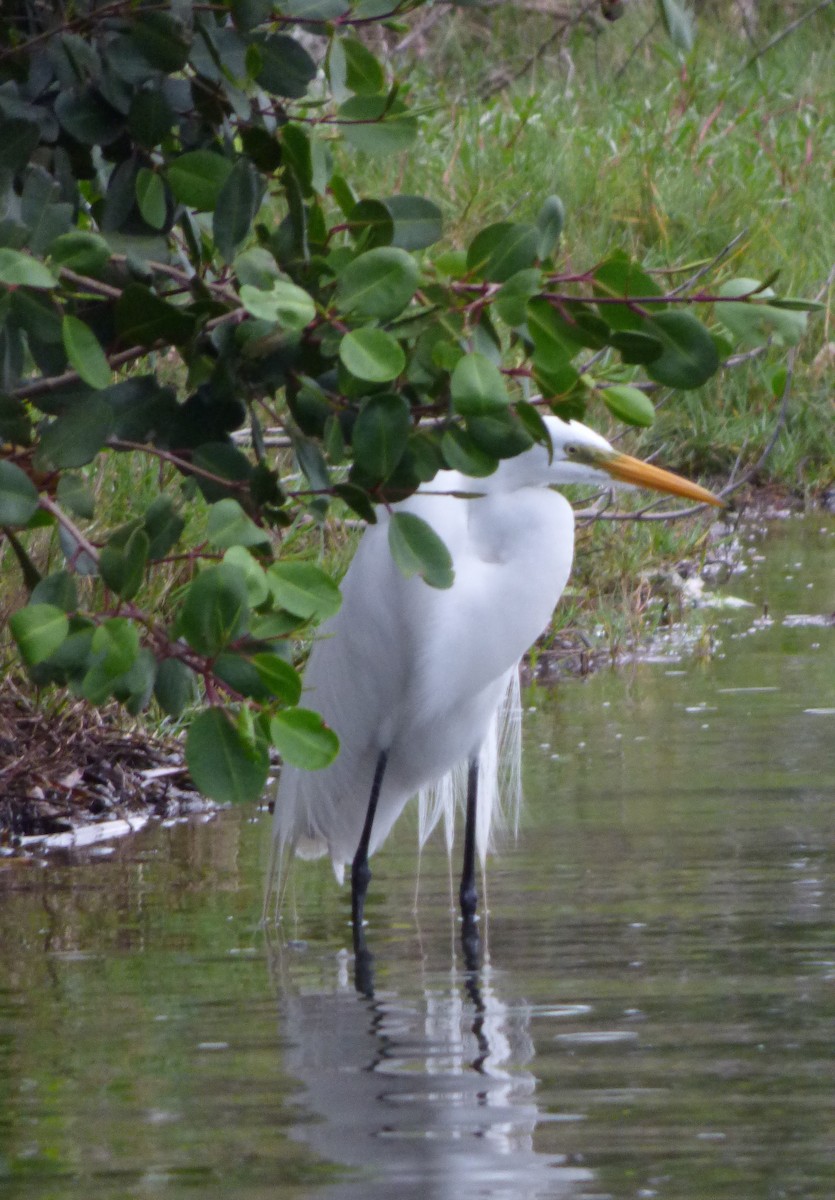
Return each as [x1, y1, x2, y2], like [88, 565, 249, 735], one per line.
[362, 5, 834, 489]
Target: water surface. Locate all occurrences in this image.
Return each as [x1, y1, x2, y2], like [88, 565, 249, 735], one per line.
[1, 515, 832, 1199]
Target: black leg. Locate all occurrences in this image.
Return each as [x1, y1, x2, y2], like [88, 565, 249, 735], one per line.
[459, 757, 480, 920]
[351, 749, 388, 937]
[460, 757, 482, 967]
[460, 753, 479, 921]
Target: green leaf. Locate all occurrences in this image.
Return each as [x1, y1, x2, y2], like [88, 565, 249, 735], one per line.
[115, 282, 195, 347]
[0, 460, 38, 526]
[179, 564, 250, 656]
[466, 411, 533, 459]
[222, 546, 270, 607]
[352, 392, 411, 479]
[99, 527, 149, 599]
[56, 473, 95, 519]
[494, 268, 542, 327]
[252, 653, 302, 704]
[658, 0, 695, 52]
[250, 34, 317, 98]
[441, 425, 499, 477]
[269, 708, 339, 770]
[167, 150, 234, 211]
[348, 198, 393, 248]
[278, 0, 349, 15]
[451, 352, 510, 417]
[88, 617, 140, 677]
[383, 195, 443, 251]
[593, 251, 664, 330]
[609, 329, 663, 364]
[535, 194, 565, 259]
[240, 280, 316, 330]
[54, 87, 124, 145]
[0, 395, 32, 445]
[0, 119, 39, 172]
[61, 315, 112, 390]
[466, 221, 539, 283]
[10, 604, 69, 666]
[207, 498, 271, 549]
[130, 11, 190, 72]
[645, 311, 720, 389]
[388, 511, 454, 590]
[267, 561, 342, 620]
[214, 159, 264, 262]
[36, 396, 114, 469]
[600, 385, 656, 427]
[0, 248, 57, 290]
[338, 96, 418, 156]
[186, 708, 270, 804]
[128, 89, 175, 147]
[335, 246, 418, 319]
[135, 168, 167, 230]
[113, 647, 157, 715]
[341, 37, 385, 94]
[143, 495, 185, 558]
[716, 279, 808, 347]
[31, 571, 78, 612]
[339, 328, 406, 382]
[154, 658, 196, 718]
[48, 231, 111, 275]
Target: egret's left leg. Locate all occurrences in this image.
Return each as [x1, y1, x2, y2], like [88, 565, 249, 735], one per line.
[459, 757, 480, 920]
[351, 749, 388, 933]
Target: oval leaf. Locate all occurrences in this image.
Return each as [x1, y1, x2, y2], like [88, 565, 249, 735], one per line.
[36, 396, 114, 469]
[646, 311, 720, 389]
[466, 222, 539, 283]
[388, 511, 454, 590]
[207, 498, 271, 549]
[0, 460, 39, 526]
[186, 708, 270, 804]
[0, 248, 57, 289]
[252, 654, 302, 704]
[600, 385, 656, 427]
[240, 279, 316, 330]
[167, 150, 233, 211]
[10, 604, 69, 666]
[339, 328, 405, 383]
[335, 246, 418, 319]
[178, 564, 250, 656]
[451, 352, 510, 417]
[62, 315, 112, 390]
[352, 392, 411, 480]
[384, 195, 443, 251]
[270, 708, 339, 770]
[267, 561, 342, 620]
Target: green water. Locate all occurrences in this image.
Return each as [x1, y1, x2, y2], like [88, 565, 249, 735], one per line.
[1, 516, 833, 1199]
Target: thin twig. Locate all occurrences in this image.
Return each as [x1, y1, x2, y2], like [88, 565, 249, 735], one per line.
[614, 14, 660, 81]
[38, 494, 100, 565]
[738, 0, 834, 73]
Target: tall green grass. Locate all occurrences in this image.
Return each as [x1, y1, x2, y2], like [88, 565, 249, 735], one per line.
[361, 6, 834, 489]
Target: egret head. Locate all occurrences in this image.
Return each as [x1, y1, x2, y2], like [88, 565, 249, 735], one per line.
[537, 416, 723, 507]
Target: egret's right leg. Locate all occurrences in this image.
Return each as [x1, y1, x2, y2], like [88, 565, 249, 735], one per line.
[459, 757, 480, 920]
[459, 757, 482, 969]
[351, 749, 389, 935]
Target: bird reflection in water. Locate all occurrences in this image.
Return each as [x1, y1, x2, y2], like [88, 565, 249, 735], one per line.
[268, 941, 593, 1200]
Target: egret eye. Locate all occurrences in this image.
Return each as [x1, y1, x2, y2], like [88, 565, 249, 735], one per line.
[565, 445, 578, 456]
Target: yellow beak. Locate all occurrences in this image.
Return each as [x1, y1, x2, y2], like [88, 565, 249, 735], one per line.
[602, 452, 724, 507]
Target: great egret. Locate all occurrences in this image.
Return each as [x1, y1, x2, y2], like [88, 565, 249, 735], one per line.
[269, 416, 720, 945]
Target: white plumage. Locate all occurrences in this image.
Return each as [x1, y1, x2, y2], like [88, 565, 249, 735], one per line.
[268, 415, 719, 929]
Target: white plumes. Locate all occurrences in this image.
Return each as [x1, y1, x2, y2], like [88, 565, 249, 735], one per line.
[417, 669, 522, 864]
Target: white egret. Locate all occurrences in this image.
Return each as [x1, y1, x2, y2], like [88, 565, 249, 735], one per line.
[269, 416, 721, 943]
